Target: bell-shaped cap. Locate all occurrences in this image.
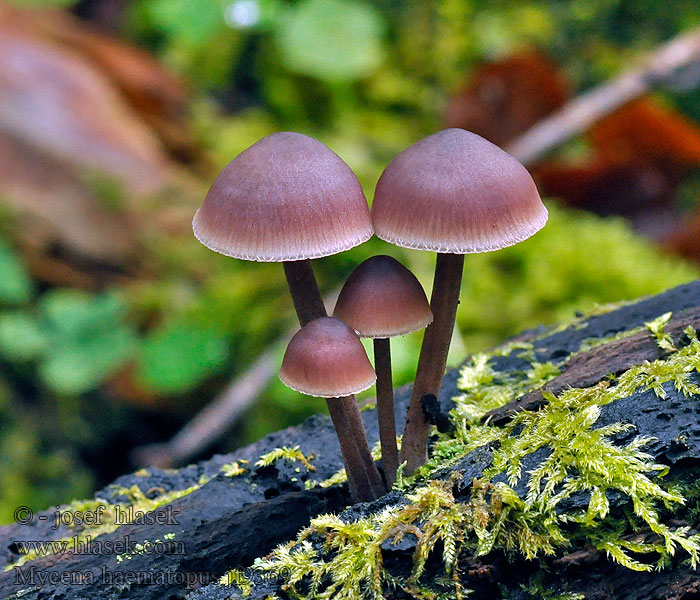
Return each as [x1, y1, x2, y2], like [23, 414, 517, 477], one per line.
[333, 255, 433, 338]
[280, 317, 376, 398]
[371, 129, 547, 254]
[193, 132, 373, 262]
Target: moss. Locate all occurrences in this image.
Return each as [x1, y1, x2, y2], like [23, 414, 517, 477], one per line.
[248, 311, 700, 598]
[311, 439, 383, 491]
[222, 460, 249, 477]
[5, 484, 199, 570]
[7, 441, 328, 569]
[115, 532, 179, 563]
[645, 311, 675, 353]
[574, 326, 644, 354]
[518, 574, 585, 600]
[452, 351, 560, 422]
[256, 446, 317, 472]
[219, 568, 254, 595]
[12, 305, 699, 595]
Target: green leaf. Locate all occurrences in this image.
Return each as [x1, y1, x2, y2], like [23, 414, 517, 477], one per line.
[39, 328, 136, 395]
[39, 290, 125, 337]
[148, 0, 227, 45]
[0, 312, 48, 362]
[0, 239, 32, 305]
[137, 322, 229, 394]
[275, 0, 385, 82]
[28, 290, 136, 394]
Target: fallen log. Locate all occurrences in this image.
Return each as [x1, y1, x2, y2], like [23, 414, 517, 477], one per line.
[2, 280, 700, 599]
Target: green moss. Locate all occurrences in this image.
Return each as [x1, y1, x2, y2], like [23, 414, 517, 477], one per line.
[116, 532, 179, 563]
[312, 439, 383, 491]
[222, 460, 249, 477]
[453, 351, 560, 422]
[645, 312, 676, 353]
[519, 574, 585, 600]
[219, 568, 254, 595]
[5, 484, 200, 570]
[246, 312, 700, 598]
[256, 446, 317, 472]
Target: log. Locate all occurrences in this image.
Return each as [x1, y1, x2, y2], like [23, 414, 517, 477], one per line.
[486, 305, 700, 426]
[2, 280, 700, 599]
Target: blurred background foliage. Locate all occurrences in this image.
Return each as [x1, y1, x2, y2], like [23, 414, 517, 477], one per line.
[1, 0, 700, 523]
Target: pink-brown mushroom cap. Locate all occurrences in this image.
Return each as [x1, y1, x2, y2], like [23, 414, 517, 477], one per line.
[193, 132, 373, 262]
[333, 255, 433, 338]
[280, 317, 376, 397]
[371, 129, 548, 253]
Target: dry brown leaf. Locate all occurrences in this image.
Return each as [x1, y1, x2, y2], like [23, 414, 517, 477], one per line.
[444, 51, 570, 147]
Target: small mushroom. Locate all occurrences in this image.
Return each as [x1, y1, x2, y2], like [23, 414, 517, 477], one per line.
[193, 132, 383, 495]
[333, 255, 432, 486]
[372, 129, 548, 473]
[280, 317, 380, 501]
[193, 131, 373, 325]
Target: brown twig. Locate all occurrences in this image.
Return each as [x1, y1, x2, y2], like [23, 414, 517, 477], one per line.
[131, 345, 281, 468]
[484, 306, 700, 427]
[507, 27, 700, 165]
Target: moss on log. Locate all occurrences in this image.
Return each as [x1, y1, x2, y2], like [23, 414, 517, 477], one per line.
[2, 281, 700, 600]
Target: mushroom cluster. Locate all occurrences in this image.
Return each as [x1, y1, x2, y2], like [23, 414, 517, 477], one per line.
[193, 128, 547, 501]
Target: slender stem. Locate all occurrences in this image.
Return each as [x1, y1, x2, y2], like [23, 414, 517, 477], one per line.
[283, 260, 327, 326]
[326, 398, 370, 501]
[341, 395, 387, 498]
[283, 259, 384, 499]
[400, 253, 465, 474]
[374, 338, 399, 487]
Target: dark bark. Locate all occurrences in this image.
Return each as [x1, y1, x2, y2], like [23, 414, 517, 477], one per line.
[3, 280, 700, 600]
[487, 305, 700, 426]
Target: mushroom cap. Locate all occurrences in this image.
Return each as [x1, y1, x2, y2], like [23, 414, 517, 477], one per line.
[333, 255, 433, 338]
[280, 317, 376, 397]
[193, 132, 373, 262]
[371, 129, 548, 254]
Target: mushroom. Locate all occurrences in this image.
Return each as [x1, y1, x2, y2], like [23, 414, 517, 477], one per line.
[192, 131, 384, 497]
[371, 129, 548, 473]
[333, 255, 432, 486]
[280, 317, 379, 501]
[193, 131, 373, 325]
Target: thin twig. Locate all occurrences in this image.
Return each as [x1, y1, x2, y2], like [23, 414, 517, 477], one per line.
[132, 291, 339, 468]
[507, 27, 700, 165]
[131, 345, 282, 468]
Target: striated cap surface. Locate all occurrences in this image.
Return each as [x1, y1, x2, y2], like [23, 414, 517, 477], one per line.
[333, 255, 433, 338]
[371, 129, 547, 254]
[280, 317, 376, 397]
[193, 132, 373, 262]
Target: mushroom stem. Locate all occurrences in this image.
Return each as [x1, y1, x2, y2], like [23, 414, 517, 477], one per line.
[400, 252, 465, 474]
[373, 337, 399, 487]
[283, 259, 327, 325]
[283, 259, 385, 499]
[342, 395, 388, 497]
[326, 397, 372, 501]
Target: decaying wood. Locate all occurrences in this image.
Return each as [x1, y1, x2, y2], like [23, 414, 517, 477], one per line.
[3, 281, 700, 600]
[486, 305, 700, 426]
